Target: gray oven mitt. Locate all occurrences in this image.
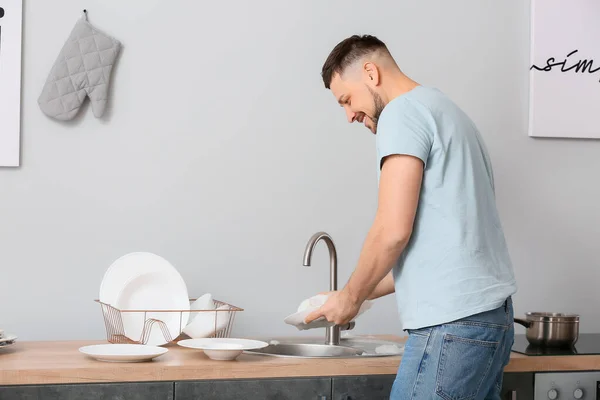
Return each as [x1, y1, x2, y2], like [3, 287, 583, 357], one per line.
[38, 13, 121, 121]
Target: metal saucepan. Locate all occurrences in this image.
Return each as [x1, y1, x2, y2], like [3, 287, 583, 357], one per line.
[514, 312, 579, 348]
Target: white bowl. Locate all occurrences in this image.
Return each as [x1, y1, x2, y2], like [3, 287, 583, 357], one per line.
[203, 343, 245, 361]
[183, 304, 231, 338]
[177, 338, 268, 361]
[189, 293, 214, 311]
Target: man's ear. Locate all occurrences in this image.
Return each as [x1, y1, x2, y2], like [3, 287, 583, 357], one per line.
[363, 62, 380, 86]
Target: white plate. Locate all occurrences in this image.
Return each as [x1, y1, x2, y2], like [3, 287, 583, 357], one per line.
[99, 252, 181, 306]
[79, 344, 168, 362]
[178, 338, 268, 361]
[284, 295, 373, 330]
[116, 270, 189, 346]
[0, 334, 17, 343]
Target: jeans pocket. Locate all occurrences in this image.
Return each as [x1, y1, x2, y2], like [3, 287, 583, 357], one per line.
[435, 334, 499, 400]
[408, 326, 432, 337]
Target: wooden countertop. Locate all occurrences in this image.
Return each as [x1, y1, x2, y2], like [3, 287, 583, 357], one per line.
[1, 336, 600, 386]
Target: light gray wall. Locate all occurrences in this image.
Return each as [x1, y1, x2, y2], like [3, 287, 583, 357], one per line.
[2, 0, 597, 342]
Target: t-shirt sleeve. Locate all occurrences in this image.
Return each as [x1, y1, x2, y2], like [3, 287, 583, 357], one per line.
[376, 99, 434, 169]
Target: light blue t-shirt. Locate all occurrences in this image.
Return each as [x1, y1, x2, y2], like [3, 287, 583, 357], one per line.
[376, 85, 517, 330]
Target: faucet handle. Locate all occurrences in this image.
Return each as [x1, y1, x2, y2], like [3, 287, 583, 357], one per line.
[339, 321, 355, 331]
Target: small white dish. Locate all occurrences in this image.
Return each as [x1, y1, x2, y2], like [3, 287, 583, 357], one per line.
[178, 338, 268, 361]
[79, 344, 168, 363]
[0, 333, 17, 343]
[296, 294, 329, 312]
[284, 295, 373, 330]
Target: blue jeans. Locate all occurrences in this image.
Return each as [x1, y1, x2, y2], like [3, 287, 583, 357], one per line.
[390, 297, 514, 400]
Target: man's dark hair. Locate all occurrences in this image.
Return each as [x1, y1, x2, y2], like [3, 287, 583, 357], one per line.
[321, 35, 388, 89]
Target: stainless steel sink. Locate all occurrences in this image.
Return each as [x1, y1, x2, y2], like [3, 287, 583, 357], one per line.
[250, 343, 364, 358]
[247, 232, 405, 358]
[245, 336, 404, 358]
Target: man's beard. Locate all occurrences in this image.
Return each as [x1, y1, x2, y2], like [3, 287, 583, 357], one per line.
[367, 86, 385, 132]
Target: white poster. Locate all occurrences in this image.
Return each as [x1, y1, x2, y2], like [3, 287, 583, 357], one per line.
[0, 0, 22, 166]
[529, 0, 600, 138]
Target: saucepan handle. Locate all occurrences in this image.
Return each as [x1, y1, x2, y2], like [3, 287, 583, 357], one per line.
[513, 318, 532, 328]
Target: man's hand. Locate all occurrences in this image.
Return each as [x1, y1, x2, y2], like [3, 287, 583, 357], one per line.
[304, 289, 361, 326]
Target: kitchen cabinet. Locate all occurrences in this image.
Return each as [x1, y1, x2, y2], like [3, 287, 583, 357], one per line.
[0, 381, 173, 400]
[500, 373, 534, 399]
[174, 377, 331, 400]
[0, 373, 534, 400]
[331, 373, 534, 399]
[332, 375, 396, 400]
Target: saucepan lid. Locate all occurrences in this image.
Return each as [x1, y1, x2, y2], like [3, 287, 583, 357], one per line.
[525, 312, 579, 322]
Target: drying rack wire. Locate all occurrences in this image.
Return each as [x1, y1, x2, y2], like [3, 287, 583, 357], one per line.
[95, 298, 243, 345]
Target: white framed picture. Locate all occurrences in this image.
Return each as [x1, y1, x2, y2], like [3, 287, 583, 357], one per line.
[528, 0, 600, 139]
[0, 0, 23, 166]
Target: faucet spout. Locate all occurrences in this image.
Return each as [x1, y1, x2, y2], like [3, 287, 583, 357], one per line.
[303, 231, 340, 345]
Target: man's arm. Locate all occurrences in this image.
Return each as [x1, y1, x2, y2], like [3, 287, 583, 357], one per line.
[368, 271, 395, 300]
[343, 154, 423, 305]
[305, 153, 423, 325]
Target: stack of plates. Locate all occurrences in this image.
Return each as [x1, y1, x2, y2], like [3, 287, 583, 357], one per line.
[0, 329, 17, 350]
[99, 252, 190, 346]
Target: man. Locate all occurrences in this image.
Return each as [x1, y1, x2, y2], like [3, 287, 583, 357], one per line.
[305, 35, 517, 399]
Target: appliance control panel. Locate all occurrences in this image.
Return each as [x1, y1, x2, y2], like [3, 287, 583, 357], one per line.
[534, 372, 600, 400]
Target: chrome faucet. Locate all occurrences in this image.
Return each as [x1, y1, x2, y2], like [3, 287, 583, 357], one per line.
[302, 231, 340, 346]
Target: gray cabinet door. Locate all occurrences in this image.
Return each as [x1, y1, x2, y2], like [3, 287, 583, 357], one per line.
[0, 382, 174, 400]
[500, 373, 534, 400]
[175, 378, 331, 400]
[332, 375, 396, 400]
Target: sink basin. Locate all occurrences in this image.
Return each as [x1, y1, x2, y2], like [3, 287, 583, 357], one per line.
[244, 336, 404, 358]
[250, 343, 363, 358]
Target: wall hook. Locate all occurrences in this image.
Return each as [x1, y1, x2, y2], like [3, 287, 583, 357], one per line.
[83, 9, 88, 21]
